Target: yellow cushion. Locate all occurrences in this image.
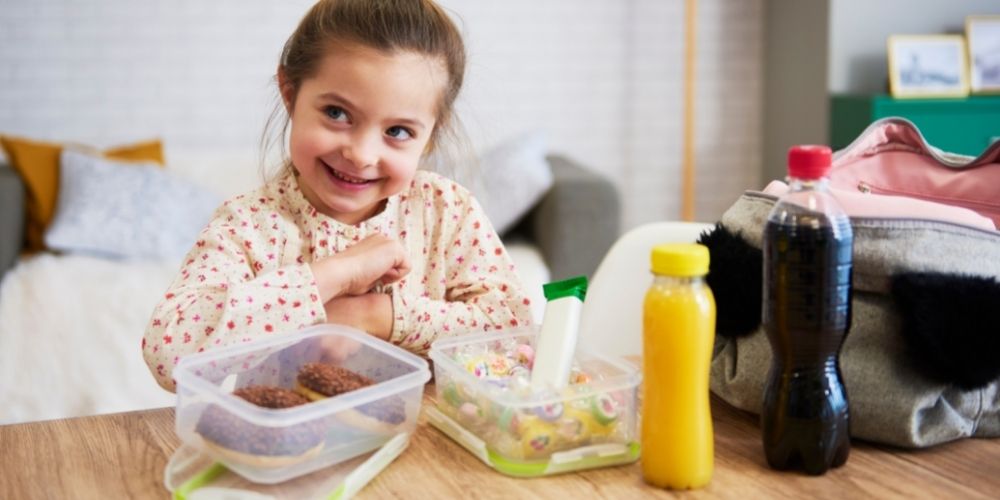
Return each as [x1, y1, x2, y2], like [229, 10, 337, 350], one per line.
[0, 136, 165, 252]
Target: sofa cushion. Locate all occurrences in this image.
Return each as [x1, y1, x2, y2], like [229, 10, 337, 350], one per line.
[0, 135, 164, 252]
[471, 131, 553, 235]
[44, 149, 219, 260]
[504, 239, 550, 323]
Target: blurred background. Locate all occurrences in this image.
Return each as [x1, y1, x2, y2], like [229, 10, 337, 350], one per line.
[1, 0, 998, 229]
[2, 0, 1000, 426]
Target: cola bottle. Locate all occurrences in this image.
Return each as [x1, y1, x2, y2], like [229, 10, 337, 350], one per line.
[761, 145, 852, 475]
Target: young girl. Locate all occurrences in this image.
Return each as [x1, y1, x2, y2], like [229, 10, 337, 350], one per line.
[143, 0, 533, 391]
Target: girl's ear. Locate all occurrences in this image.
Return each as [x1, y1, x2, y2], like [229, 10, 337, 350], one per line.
[277, 66, 294, 113]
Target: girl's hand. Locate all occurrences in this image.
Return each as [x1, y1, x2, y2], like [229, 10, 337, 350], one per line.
[324, 293, 394, 340]
[314, 332, 364, 363]
[312, 234, 411, 301]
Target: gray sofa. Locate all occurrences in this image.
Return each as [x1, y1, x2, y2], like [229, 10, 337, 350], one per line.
[0, 155, 620, 283]
[0, 162, 23, 276]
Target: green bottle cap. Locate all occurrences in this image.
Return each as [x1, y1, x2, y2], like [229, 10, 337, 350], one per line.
[542, 275, 588, 302]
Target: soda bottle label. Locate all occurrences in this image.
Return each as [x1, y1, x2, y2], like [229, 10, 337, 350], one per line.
[763, 219, 852, 334]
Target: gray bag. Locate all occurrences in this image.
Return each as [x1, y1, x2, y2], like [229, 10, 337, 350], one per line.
[705, 119, 1000, 448]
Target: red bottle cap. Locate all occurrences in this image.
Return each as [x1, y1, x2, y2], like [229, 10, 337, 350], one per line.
[787, 145, 832, 179]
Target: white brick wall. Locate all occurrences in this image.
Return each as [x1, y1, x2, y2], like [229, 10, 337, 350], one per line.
[0, 0, 311, 152]
[692, 0, 763, 223]
[0, 0, 762, 228]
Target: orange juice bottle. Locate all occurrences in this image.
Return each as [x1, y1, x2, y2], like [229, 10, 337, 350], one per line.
[641, 243, 716, 489]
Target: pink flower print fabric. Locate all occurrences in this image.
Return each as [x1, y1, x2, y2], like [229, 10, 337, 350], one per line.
[142, 170, 533, 391]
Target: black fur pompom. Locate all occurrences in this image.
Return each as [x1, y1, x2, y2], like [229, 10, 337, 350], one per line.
[697, 224, 762, 338]
[892, 272, 1000, 390]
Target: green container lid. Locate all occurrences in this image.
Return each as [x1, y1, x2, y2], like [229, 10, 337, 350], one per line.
[542, 275, 588, 301]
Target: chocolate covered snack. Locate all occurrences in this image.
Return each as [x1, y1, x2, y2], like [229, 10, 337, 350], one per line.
[294, 362, 408, 433]
[196, 385, 325, 468]
[294, 363, 374, 400]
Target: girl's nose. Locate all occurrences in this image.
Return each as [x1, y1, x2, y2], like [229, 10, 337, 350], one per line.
[342, 130, 380, 169]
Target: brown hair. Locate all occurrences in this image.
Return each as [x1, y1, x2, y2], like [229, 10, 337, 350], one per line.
[261, 0, 467, 175]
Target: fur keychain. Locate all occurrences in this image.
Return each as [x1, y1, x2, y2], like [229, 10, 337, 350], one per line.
[892, 272, 1000, 390]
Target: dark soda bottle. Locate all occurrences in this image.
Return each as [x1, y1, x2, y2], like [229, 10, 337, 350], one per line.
[761, 145, 852, 475]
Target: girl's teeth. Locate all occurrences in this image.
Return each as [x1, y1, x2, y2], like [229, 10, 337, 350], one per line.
[332, 168, 368, 184]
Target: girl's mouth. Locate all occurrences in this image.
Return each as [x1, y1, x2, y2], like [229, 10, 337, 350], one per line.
[322, 161, 378, 188]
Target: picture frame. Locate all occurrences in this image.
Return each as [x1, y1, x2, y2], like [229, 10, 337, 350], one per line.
[966, 15, 1000, 94]
[887, 35, 969, 99]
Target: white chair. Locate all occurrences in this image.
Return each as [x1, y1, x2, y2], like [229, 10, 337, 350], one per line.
[578, 221, 714, 359]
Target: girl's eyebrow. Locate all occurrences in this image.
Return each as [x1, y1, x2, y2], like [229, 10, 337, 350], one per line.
[317, 91, 353, 105]
[317, 91, 427, 131]
[393, 117, 427, 131]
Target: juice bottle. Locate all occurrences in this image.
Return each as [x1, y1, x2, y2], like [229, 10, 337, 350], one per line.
[761, 145, 852, 475]
[641, 243, 715, 489]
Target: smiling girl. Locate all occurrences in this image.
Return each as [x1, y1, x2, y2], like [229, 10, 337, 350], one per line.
[143, 0, 532, 391]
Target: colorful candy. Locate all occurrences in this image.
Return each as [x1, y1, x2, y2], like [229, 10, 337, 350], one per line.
[590, 394, 619, 425]
[520, 418, 556, 457]
[497, 406, 521, 435]
[444, 341, 626, 458]
[515, 344, 535, 368]
[486, 353, 512, 377]
[442, 383, 463, 406]
[464, 356, 490, 378]
[570, 371, 592, 385]
[555, 408, 591, 442]
[457, 343, 597, 386]
[458, 402, 483, 425]
[533, 401, 564, 422]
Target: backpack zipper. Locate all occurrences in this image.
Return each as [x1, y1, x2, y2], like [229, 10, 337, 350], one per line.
[855, 181, 1000, 216]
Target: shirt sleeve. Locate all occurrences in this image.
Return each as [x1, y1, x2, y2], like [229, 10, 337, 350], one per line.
[142, 203, 325, 392]
[388, 190, 534, 354]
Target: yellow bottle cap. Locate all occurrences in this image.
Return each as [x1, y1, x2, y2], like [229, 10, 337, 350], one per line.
[650, 243, 710, 277]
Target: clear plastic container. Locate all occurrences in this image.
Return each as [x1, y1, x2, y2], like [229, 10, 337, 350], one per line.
[173, 325, 430, 484]
[164, 434, 410, 499]
[427, 330, 641, 477]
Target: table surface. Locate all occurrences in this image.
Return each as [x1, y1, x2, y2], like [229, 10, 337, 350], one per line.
[2, 387, 998, 499]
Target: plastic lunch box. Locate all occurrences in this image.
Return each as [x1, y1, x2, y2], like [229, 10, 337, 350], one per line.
[172, 324, 430, 484]
[427, 330, 641, 477]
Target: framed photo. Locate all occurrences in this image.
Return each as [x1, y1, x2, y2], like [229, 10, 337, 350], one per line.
[966, 15, 1000, 94]
[887, 35, 969, 98]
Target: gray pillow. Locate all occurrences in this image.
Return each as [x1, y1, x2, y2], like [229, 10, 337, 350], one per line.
[44, 149, 220, 260]
[472, 131, 553, 235]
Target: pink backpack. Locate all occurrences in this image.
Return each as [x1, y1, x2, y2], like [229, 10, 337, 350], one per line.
[764, 118, 1000, 230]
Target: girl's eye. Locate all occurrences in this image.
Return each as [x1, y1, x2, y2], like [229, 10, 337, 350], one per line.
[386, 126, 414, 141]
[324, 106, 349, 122]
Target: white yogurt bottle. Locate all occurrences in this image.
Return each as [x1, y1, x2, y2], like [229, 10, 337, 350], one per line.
[530, 275, 588, 389]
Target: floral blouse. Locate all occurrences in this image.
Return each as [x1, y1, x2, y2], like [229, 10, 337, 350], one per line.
[143, 170, 533, 391]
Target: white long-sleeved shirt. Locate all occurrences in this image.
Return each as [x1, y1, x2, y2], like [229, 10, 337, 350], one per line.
[143, 169, 533, 391]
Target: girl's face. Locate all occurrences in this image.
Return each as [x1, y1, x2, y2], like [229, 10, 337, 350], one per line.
[283, 43, 446, 225]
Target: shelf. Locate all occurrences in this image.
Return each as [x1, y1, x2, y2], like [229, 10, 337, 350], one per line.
[830, 94, 1000, 156]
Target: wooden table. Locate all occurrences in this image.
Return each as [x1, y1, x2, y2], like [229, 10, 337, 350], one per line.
[2, 388, 998, 499]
